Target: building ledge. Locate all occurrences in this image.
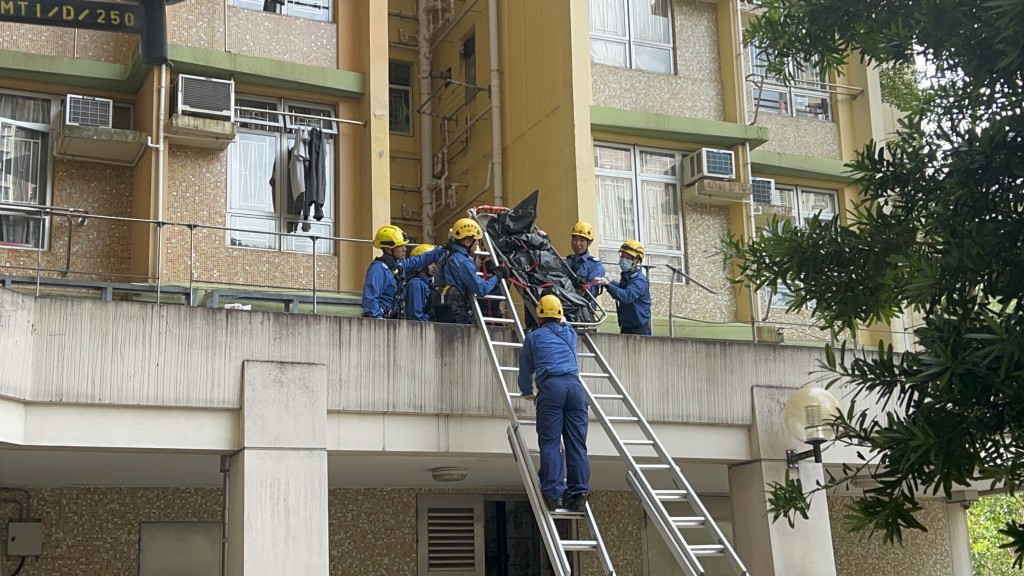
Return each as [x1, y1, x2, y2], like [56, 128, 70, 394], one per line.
[749, 150, 855, 183]
[590, 106, 770, 149]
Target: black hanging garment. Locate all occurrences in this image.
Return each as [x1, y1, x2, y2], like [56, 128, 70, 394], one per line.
[304, 127, 327, 223]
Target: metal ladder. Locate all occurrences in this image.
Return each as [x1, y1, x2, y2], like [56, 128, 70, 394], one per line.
[469, 212, 749, 576]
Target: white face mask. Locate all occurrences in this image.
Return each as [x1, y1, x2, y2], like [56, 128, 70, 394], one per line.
[618, 258, 633, 272]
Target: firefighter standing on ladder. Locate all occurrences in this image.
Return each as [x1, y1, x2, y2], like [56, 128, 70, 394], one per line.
[518, 294, 591, 513]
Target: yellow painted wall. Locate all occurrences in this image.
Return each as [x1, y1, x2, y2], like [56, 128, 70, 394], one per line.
[130, 68, 159, 279]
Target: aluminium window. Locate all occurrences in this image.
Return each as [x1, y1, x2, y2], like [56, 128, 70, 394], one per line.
[590, 0, 674, 74]
[749, 47, 831, 121]
[232, 0, 329, 22]
[227, 96, 337, 254]
[768, 185, 839, 308]
[594, 143, 685, 284]
[389, 61, 413, 136]
[0, 91, 54, 250]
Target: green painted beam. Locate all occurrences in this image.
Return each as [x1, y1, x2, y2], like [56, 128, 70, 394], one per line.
[749, 149, 855, 183]
[590, 105, 770, 149]
[0, 45, 363, 97]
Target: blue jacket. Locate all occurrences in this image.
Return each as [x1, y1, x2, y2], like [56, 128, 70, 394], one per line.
[434, 243, 500, 299]
[565, 251, 606, 298]
[518, 322, 580, 396]
[405, 273, 432, 322]
[606, 266, 651, 329]
[362, 246, 445, 318]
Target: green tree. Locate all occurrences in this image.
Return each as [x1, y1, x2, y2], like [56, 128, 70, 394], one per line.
[970, 495, 1024, 576]
[724, 0, 1024, 565]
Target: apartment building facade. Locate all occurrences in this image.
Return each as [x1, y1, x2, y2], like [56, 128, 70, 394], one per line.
[0, 0, 969, 575]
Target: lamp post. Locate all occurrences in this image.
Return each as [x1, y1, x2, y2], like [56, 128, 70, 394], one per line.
[783, 386, 841, 468]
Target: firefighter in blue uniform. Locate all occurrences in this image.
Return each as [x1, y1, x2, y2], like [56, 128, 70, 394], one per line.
[564, 221, 606, 301]
[596, 239, 652, 335]
[362, 225, 445, 319]
[404, 243, 437, 322]
[518, 295, 591, 512]
[431, 218, 509, 324]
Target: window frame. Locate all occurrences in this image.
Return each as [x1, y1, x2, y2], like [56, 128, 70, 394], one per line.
[388, 61, 414, 136]
[589, 0, 675, 75]
[232, 0, 330, 22]
[594, 142, 686, 284]
[749, 46, 832, 121]
[768, 184, 839, 308]
[227, 95, 337, 254]
[0, 88, 57, 251]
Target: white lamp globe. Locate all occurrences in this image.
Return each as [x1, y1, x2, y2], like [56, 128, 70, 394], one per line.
[783, 386, 841, 444]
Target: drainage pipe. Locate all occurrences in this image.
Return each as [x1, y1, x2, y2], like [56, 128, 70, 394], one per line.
[417, 0, 436, 241]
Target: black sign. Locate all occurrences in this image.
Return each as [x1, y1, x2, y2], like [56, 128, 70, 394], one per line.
[0, 0, 144, 33]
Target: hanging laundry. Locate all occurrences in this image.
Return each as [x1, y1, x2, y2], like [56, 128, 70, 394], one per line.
[304, 127, 327, 223]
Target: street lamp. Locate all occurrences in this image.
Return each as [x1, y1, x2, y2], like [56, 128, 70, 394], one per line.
[783, 386, 841, 468]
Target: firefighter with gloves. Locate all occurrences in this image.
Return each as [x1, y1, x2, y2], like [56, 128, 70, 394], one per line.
[595, 239, 652, 335]
[362, 225, 445, 319]
[431, 218, 510, 324]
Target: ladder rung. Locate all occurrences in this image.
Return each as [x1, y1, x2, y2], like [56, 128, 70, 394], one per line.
[653, 489, 689, 501]
[637, 464, 672, 470]
[493, 342, 523, 348]
[478, 294, 505, 301]
[671, 516, 706, 527]
[517, 419, 536, 426]
[689, 544, 725, 556]
[606, 416, 638, 422]
[500, 366, 520, 372]
[580, 372, 611, 379]
[550, 509, 585, 519]
[577, 352, 597, 358]
[482, 317, 514, 324]
[561, 540, 598, 552]
[622, 440, 654, 446]
[591, 393, 624, 400]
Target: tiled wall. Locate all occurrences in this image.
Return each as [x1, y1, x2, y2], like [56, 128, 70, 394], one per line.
[829, 496, 954, 576]
[0, 160, 133, 283]
[0, 26, 137, 64]
[592, 0, 724, 122]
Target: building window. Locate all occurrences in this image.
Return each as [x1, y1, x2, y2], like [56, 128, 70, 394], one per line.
[769, 184, 839, 307]
[594, 143, 685, 283]
[0, 91, 54, 250]
[232, 0, 329, 22]
[389, 61, 413, 136]
[750, 47, 832, 120]
[462, 35, 478, 104]
[228, 96, 337, 254]
[590, 0, 674, 74]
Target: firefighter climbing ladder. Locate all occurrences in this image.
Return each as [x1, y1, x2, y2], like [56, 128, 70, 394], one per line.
[467, 210, 750, 576]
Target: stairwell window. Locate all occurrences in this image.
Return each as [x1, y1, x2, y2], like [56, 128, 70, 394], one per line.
[389, 61, 413, 136]
[749, 47, 831, 121]
[594, 143, 685, 283]
[590, 0, 674, 74]
[227, 96, 336, 253]
[0, 91, 53, 250]
[769, 184, 838, 307]
[233, 0, 329, 21]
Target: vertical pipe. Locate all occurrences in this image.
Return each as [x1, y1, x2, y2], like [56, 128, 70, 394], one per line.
[418, 0, 436, 241]
[155, 64, 168, 296]
[488, 0, 503, 206]
[311, 236, 318, 314]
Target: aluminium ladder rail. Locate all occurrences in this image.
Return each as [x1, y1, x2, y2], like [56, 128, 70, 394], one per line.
[468, 211, 750, 576]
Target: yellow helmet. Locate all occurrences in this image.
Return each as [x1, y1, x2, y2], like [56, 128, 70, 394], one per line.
[571, 221, 595, 241]
[619, 239, 644, 261]
[409, 243, 436, 258]
[373, 225, 409, 249]
[535, 294, 564, 320]
[451, 218, 483, 240]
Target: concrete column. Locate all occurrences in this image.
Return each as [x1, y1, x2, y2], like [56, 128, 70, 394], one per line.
[945, 503, 974, 576]
[729, 386, 838, 576]
[227, 361, 328, 576]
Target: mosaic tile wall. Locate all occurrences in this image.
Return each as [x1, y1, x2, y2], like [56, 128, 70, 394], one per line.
[0, 160, 133, 283]
[828, 496, 954, 576]
[752, 112, 842, 159]
[329, 488, 418, 575]
[0, 25, 136, 64]
[163, 144, 341, 291]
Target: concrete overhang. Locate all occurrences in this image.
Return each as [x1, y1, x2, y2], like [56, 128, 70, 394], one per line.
[590, 105, 770, 150]
[749, 149, 856, 183]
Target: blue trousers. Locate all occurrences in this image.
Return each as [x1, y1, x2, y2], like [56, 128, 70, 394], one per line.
[621, 322, 652, 336]
[536, 374, 591, 501]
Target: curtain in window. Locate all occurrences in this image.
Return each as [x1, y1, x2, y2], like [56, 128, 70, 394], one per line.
[0, 95, 50, 124]
[639, 180, 680, 252]
[631, 0, 671, 44]
[228, 132, 278, 214]
[590, 0, 626, 37]
[596, 175, 635, 244]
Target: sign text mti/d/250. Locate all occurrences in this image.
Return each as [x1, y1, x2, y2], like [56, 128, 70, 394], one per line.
[0, 0, 143, 33]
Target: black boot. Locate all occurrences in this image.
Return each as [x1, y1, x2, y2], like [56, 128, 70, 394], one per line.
[567, 492, 589, 513]
[544, 496, 563, 512]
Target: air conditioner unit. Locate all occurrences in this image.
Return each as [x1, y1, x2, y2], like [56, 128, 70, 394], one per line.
[64, 95, 113, 128]
[751, 177, 775, 204]
[176, 74, 234, 120]
[683, 148, 735, 186]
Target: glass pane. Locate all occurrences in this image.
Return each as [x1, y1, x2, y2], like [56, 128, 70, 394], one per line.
[0, 94, 51, 124]
[389, 87, 412, 134]
[227, 215, 277, 249]
[590, 38, 628, 68]
[0, 213, 43, 248]
[235, 98, 282, 130]
[231, 0, 264, 10]
[596, 175, 636, 244]
[594, 145, 632, 172]
[228, 132, 278, 214]
[389, 61, 412, 87]
[800, 190, 837, 218]
[634, 45, 672, 74]
[793, 92, 831, 120]
[590, 0, 627, 37]
[644, 253, 683, 284]
[286, 0, 330, 21]
[0, 120, 47, 205]
[751, 87, 791, 115]
[285, 221, 333, 254]
[286, 104, 337, 133]
[639, 151, 676, 177]
[770, 282, 795, 308]
[775, 187, 797, 211]
[639, 179, 681, 251]
[630, 0, 671, 44]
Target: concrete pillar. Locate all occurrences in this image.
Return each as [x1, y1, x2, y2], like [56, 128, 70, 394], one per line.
[227, 361, 328, 576]
[945, 503, 974, 576]
[729, 386, 838, 576]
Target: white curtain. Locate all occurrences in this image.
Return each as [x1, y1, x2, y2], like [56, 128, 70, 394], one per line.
[640, 180, 680, 252]
[631, 0, 671, 44]
[597, 175, 636, 244]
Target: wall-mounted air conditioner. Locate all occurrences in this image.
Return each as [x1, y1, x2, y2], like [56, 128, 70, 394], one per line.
[683, 148, 735, 186]
[751, 177, 776, 204]
[65, 95, 113, 129]
[176, 75, 234, 121]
